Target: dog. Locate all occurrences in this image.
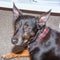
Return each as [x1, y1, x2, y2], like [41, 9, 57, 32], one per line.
[11, 4, 60, 60]
[2, 3, 60, 60]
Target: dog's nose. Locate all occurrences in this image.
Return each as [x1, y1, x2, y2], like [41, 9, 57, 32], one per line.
[11, 38, 18, 44]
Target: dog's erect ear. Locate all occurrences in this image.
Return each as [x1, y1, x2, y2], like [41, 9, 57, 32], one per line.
[13, 3, 22, 20]
[38, 10, 51, 26]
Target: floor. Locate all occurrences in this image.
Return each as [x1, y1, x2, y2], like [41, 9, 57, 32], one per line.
[0, 10, 60, 60]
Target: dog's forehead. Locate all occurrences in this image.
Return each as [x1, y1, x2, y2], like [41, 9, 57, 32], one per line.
[21, 18, 35, 24]
[18, 15, 37, 25]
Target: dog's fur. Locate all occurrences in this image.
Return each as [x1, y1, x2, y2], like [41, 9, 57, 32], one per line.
[2, 4, 60, 60]
[29, 28, 60, 60]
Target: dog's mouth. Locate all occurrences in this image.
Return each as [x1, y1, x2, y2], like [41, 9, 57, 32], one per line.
[11, 39, 29, 53]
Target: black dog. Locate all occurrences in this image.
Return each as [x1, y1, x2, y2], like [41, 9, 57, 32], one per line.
[11, 4, 60, 60]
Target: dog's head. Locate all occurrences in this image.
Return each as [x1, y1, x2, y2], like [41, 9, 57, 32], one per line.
[11, 3, 51, 47]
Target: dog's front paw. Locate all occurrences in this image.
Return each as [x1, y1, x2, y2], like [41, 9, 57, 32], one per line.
[2, 50, 29, 60]
[2, 53, 16, 60]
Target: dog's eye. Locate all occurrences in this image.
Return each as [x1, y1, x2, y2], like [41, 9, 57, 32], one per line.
[24, 25, 31, 30]
[16, 24, 19, 28]
[15, 22, 22, 31]
[16, 22, 22, 28]
[24, 25, 28, 29]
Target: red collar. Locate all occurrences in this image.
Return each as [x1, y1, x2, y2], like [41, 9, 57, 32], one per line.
[36, 27, 49, 42]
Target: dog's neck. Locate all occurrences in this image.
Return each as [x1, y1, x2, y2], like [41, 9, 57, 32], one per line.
[29, 25, 47, 44]
[36, 27, 49, 42]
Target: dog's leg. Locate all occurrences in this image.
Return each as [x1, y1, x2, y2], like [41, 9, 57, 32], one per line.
[2, 50, 29, 59]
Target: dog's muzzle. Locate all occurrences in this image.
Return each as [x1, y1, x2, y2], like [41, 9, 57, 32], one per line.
[11, 37, 23, 46]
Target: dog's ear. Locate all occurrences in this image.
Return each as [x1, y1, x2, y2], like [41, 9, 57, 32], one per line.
[13, 3, 22, 20]
[38, 10, 51, 26]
